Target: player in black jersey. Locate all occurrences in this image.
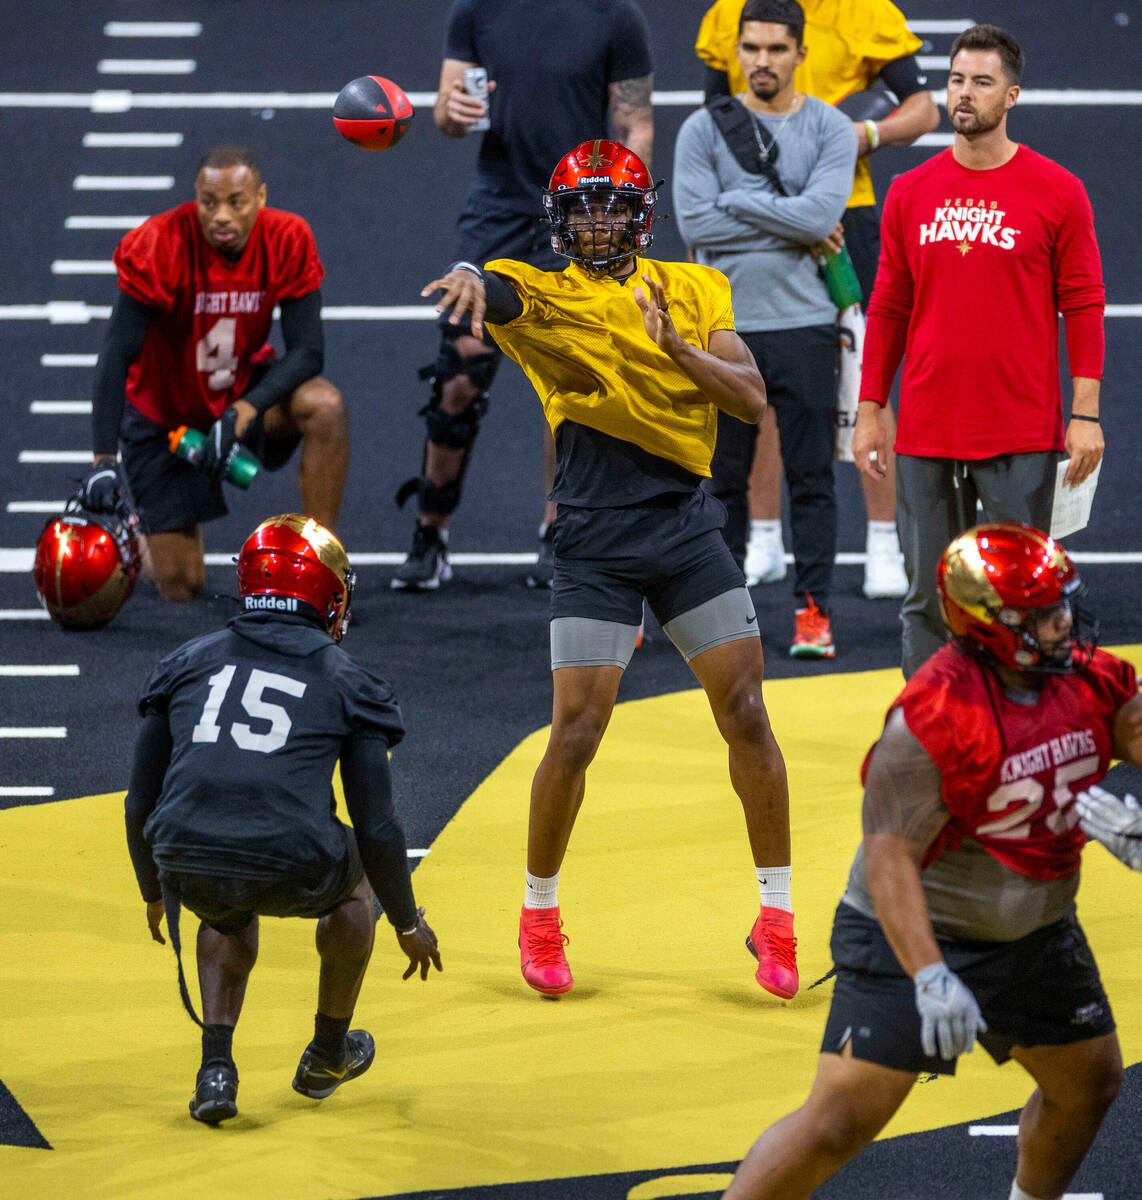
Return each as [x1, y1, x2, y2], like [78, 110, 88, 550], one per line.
[124, 514, 442, 1124]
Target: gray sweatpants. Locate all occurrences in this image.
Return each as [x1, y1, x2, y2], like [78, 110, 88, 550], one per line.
[896, 451, 1060, 678]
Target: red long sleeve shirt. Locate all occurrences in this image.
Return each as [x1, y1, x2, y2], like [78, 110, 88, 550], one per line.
[860, 145, 1104, 459]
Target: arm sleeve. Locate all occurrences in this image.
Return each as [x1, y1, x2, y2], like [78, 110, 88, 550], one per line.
[672, 114, 771, 249]
[238, 290, 325, 415]
[716, 116, 858, 242]
[340, 736, 418, 931]
[124, 710, 172, 903]
[878, 55, 929, 102]
[607, 1, 653, 80]
[484, 271, 525, 324]
[92, 292, 154, 457]
[860, 183, 913, 404]
[1053, 180, 1106, 380]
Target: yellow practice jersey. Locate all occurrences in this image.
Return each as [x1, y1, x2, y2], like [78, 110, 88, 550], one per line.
[484, 256, 736, 478]
[694, 0, 922, 207]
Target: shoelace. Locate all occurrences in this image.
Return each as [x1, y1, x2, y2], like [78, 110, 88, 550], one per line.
[759, 923, 798, 970]
[524, 919, 570, 967]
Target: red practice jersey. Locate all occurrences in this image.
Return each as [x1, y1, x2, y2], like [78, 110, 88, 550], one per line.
[860, 146, 1105, 459]
[863, 644, 1137, 881]
[113, 203, 324, 429]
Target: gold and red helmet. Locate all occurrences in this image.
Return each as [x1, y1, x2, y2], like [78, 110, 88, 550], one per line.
[33, 499, 139, 630]
[236, 514, 355, 641]
[542, 139, 657, 273]
[937, 522, 1096, 672]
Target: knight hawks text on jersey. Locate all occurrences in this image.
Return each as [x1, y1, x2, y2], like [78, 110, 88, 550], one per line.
[194, 289, 267, 315]
[999, 728, 1099, 785]
[918, 199, 1020, 249]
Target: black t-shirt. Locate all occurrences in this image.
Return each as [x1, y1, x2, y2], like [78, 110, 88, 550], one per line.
[137, 612, 404, 881]
[445, 0, 653, 214]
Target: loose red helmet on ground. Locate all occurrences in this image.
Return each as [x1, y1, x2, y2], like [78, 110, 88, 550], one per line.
[236, 514, 355, 641]
[543, 139, 657, 271]
[33, 501, 139, 630]
[332, 75, 414, 151]
[937, 522, 1095, 672]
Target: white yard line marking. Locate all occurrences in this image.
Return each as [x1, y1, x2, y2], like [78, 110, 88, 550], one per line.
[82, 132, 183, 147]
[969, 1125, 1019, 1136]
[30, 401, 92, 414]
[907, 19, 976, 33]
[407, 849, 431, 858]
[0, 786, 55, 797]
[73, 174, 173, 190]
[65, 215, 148, 229]
[7, 502, 66, 514]
[0, 610, 51, 621]
[0, 727, 68, 738]
[103, 21, 202, 37]
[0, 665, 79, 677]
[41, 354, 97, 366]
[0, 303, 111, 323]
[319, 305, 439, 320]
[97, 60, 197, 75]
[17, 451, 92, 464]
[51, 261, 116, 275]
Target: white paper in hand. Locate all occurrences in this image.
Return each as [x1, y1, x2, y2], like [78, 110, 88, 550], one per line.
[1049, 456, 1101, 540]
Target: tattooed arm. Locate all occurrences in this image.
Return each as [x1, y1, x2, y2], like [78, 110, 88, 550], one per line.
[862, 709, 952, 975]
[609, 73, 654, 168]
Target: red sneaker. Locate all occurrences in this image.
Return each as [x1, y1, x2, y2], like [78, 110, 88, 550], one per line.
[790, 594, 835, 659]
[746, 907, 799, 999]
[519, 905, 573, 995]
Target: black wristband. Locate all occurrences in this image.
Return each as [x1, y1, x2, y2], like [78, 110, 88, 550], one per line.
[1071, 414, 1100, 423]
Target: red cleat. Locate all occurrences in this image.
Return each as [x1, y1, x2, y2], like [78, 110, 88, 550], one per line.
[790, 594, 835, 659]
[519, 905, 573, 995]
[746, 907, 799, 999]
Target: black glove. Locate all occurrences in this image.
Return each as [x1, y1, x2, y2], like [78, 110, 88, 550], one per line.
[82, 458, 129, 513]
[195, 407, 241, 483]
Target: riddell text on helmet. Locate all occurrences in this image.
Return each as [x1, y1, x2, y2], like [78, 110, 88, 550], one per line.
[243, 595, 298, 611]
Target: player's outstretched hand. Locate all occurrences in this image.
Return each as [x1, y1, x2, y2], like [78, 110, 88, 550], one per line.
[1077, 785, 1142, 870]
[82, 458, 129, 514]
[633, 273, 682, 355]
[196, 406, 241, 483]
[396, 906, 442, 981]
[422, 269, 487, 337]
[913, 961, 987, 1060]
[146, 899, 166, 945]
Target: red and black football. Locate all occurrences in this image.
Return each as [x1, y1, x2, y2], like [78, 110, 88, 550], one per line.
[332, 75, 414, 151]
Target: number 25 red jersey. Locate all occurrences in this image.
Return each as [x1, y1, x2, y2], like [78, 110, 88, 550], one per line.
[113, 202, 324, 430]
[864, 643, 1138, 881]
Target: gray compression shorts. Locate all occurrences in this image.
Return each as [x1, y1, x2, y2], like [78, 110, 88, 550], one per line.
[550, 587, 759, 670]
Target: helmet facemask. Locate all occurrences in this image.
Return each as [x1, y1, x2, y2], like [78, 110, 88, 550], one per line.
[545, 188, 654, 275]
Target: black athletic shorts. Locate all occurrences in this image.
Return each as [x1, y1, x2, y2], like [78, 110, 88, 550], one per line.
[551, 487, 744, 626]
[119, 364, 301, 535]
[820, 903, 1115, 1076]
[159, 823, 364, 935]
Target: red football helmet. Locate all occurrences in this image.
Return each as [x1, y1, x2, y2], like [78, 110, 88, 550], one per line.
[236, 514, 355, 641]
[937, 522, 1096, 672]
[543, 139, 657, 273]
[33, 499, 139, 630]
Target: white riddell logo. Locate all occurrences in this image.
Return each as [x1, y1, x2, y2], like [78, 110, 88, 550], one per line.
[243, 595, 298, 611]
[918, 202, 1021, 250]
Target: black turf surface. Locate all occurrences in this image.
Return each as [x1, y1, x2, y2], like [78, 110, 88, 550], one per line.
[3, 1, 1142, 1194]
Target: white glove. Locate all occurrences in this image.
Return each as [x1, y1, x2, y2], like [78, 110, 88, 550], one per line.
[913, 961, 987, 1060]
[1077, 784, 1142, 871]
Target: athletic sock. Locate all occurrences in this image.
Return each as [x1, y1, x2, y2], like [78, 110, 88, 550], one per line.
[756, 865, 793, 914]
[312, 1012, 351, 1062]
[1008, 1182, 1057, 1200]
[866, 519, 898, 545]
[751, 518, 782, 539]
[524, 869, 559, 910]
[200, 1022, 235, 1072]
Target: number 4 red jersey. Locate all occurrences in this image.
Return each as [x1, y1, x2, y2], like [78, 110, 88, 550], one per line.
[863, 643, 1137, 881]
[113, 202, 325, 430]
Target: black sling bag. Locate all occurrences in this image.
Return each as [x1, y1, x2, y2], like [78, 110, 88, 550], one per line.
[705, 94, 789, 197]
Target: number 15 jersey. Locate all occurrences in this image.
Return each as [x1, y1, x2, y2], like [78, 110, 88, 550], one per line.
[113, 203, 324, 430]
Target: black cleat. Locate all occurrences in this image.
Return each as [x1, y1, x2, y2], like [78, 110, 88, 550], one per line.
[189, 1063, 238, 1124]
[526, 524, 555, 589]
[391, 525, 451, 591]
[292, 1029, 376, 1099]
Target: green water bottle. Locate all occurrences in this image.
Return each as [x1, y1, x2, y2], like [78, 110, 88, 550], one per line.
[820, 243, 863, 309]
[167, 425, 260, 489]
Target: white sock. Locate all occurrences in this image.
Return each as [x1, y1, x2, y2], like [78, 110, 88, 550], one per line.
[756, 865, 792, 913]
[524, 870, 559, 910]
[866, 520, 899, 547]
[1008, 1182, 1057, 1200]
[751, 519, 782, 541]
